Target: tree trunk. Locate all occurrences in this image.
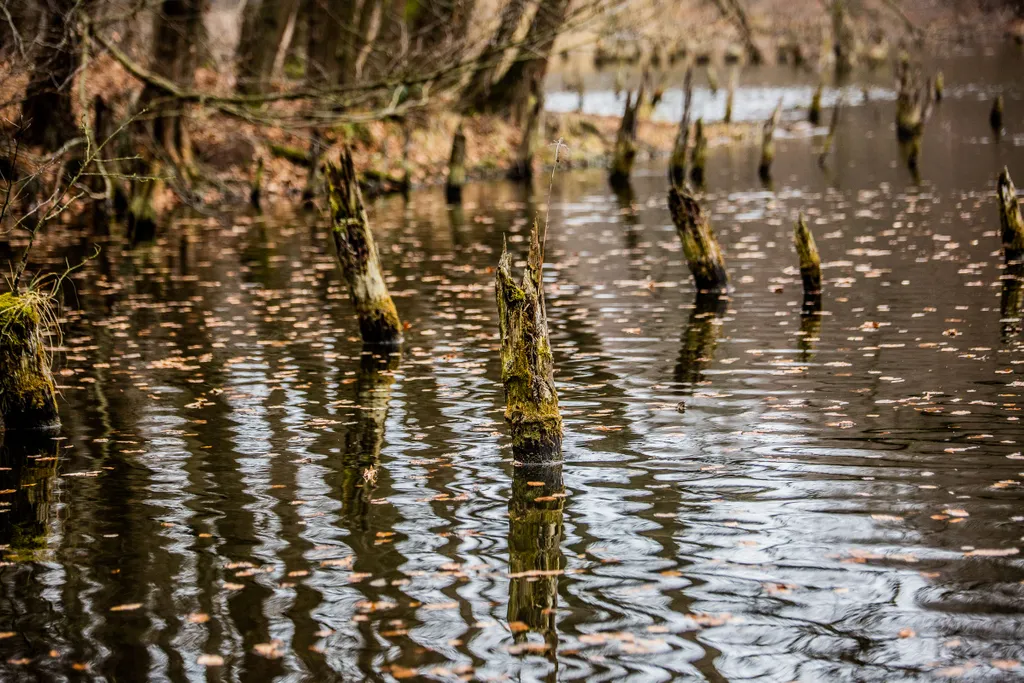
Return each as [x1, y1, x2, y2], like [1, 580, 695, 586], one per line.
[689, 118, 707, 186]
[609, 85, 643, 189]
[482, 0, 570, 120]
[668, 67, 694, 189]
[237, 0, 301, 92]
[21, 0, 82, 150]
[324, 148, 404, 345]
[495, 219, 562, 463]
[445, 123, 467, 203]
[462, 0, 531, 110]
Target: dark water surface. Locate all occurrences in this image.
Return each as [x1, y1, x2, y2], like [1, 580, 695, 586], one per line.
[1, 56, 1023, 682]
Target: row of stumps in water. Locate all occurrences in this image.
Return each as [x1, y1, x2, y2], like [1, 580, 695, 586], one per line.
[2, 155, 1024, 468]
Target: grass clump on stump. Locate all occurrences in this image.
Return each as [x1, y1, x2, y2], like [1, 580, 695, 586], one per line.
[495, 220, 563, 464]
[998, 167, 1024, 264]
[0, 292, 60, 433]
[794, 212, 822, 295]
[668, 186, 728, 293]
[324, 148, 404, 345]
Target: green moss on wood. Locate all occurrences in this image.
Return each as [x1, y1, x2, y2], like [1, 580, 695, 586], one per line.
[794, 212, 822, 294]
[998, 167, 1024, 264]
[495, 221, 563, 463]
[0, 293, 59, 432]
[669, 187, 728, 292]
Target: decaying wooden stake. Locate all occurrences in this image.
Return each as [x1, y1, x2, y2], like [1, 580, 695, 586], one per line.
[690, 118, 707, 186]
[895, 62, 933, 141]
[495, 221, 563, 463]
[324, 148, 404, 345]
[609, 84, 644, 188]
[809, 82, 823, 125]
[446, 123, 467, 203]
[998, 167, 1024, 264]
[818, 95, 842, 167]
[669, 67, 694, 188]
[794, 212, 822, 294]
[990, 95, 1004, 133]
[668, 186, 728, 292]
[758, 99, 782, 182]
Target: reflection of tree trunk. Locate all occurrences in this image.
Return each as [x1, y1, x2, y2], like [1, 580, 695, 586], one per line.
[798, 296, 822, 362]
[483, 0, 570, 121]
[0, 433, 58, 559]
[340, 351, 400, 528]
[237, 0, 301, 92]
[508, 464, 564, 660]
[21, 0, 83, 150]
[1002, 265, 1023, 343]
[674, 293, 726, 390]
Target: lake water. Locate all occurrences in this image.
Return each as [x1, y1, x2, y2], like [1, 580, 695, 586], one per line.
[0, 50, 1022, 681]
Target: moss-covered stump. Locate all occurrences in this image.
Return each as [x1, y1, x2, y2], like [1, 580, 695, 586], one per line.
[794, 212, 822, 294]
[446, 124, 467, 203]
[668, 68, 694, 189]
[495, 221, 563, 464]
[895, 63, 933, 141]
[990, 95, 1004, 133]
[689, 118, 707, 187]
[0, 293, 60, 433]
[609, 87, 643, 189]
[669, 187, 728, 293]
[758, 100, 782, 182]
[998, 167, 1024, 264]
[508, 463, 564, 651]
[324, 148, 404, 345]
[809, 82, 823, 125]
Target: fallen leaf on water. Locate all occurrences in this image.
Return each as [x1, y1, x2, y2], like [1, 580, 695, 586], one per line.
[109, 603, 143, 612]
[197, 654, 224, 666]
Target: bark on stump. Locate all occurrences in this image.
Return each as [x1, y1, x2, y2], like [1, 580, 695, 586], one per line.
[998, 167, 1024, 264]
[495, 221, 563, 463]
[0, 293, 60, 433]
[446, 124, 467, 203]
[669, 187, 728, 292]
[668, 68, 694, 188]
[324, 149, 404, 345]
[690, 119, 708, 187]
[794, 212, 822, 295]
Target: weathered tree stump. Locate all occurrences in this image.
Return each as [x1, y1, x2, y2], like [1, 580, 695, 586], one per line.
[324, 148, 404, 345]
[0, 293, 60, 433]
[934, 71, 944, 101]
[724, 66, 737, 124]
[998, 167, 1024, 264]
[668, 67, 694, 188]
[669, 186, 728, 292]
[495, 221, 563, 463]
[508, 462, 564, 651]
[446, 124, 467, 203]
[794, 212, 822, 295]
[689, 118, 707, 186]
[990, 95, 1004, 133]
[831, 0, 858, 78]
[809, 82, 823, 125]
[609, 85, 644, 189]
[895, 62, 933, 141]
[758, 100, 782, 182]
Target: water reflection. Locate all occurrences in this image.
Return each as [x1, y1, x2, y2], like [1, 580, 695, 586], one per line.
[674, 293, 727, 391]
[0, 433, 58, 559]
[507, 464, 565, 670]
[798, 295, 823, 361]
[1001, 264, 1023, 342]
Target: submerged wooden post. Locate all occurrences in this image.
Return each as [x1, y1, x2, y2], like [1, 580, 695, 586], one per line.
[446, 123, 467, 203]
[998, 167, 1024, 264]
[324, 148, 404, 345]
[794, 212, 822, 295]
[990, 95, 1004, 133]
[895, 62, 933, 141]
[690, 118, 707, 186]
[809, 82, 823, 125]
[668, 67, 694, 188]
[669, 186, 728, 292]
[609, 85, 644, 189]
[0, 293, 60, 433]
[495, 221, 563, 463]
[758, 99, 782, 182]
